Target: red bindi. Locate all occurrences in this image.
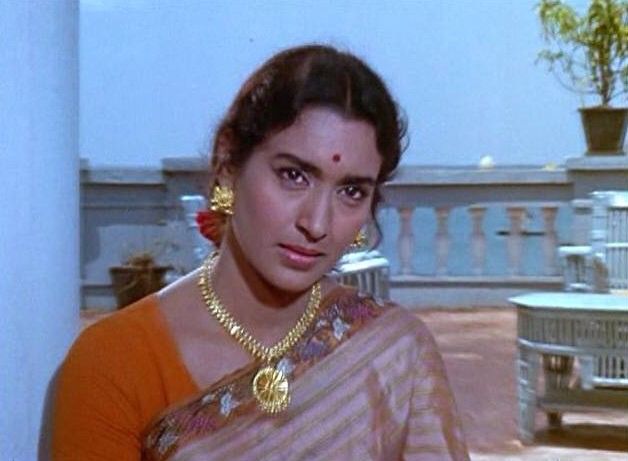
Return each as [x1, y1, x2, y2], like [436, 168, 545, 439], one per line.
[332, 153, 341, 163]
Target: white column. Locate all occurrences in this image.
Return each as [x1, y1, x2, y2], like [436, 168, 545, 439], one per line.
[506, 206, 526, 276]
[468, 205, 487, 275]
[434, 207, 450, 276]
[397, 207, 415, 275]
[0, 2, 79, 459]
[541, 206, 559, 275]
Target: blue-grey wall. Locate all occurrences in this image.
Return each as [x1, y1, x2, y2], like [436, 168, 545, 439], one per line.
[80, 0, 594, 168]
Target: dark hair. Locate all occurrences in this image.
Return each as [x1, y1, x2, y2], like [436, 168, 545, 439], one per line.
[211, 44, 406, 221]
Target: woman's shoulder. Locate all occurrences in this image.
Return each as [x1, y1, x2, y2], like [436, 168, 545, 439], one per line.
[63, 296, 163, 373]
[329, 285, 435, 345]
[52, 297, 184, 458]
[354, 296, 446, 376]
[377, 299, 436, 346]
[78, 295, 158, 340]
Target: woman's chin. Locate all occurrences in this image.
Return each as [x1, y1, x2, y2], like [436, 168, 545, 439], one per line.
[263, 272, 324, 295]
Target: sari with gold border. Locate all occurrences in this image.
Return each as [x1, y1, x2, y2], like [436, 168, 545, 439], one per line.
[142, 288, 469, 461]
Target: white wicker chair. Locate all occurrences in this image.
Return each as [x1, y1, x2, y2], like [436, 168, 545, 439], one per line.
[552, 190, 628, 411]
[559, 191, 628, 294]
[331, 250, 390, 300]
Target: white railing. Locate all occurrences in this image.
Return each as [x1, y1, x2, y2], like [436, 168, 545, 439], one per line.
[80, 157, 628, 309]
[389, 202, 563, 278]
[379, 165, 579, 306]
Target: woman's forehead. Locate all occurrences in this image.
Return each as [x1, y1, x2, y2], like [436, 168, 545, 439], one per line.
[258, 107, 381, 176]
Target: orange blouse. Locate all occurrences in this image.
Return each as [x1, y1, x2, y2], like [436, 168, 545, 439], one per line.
[51, 297, 198, 461]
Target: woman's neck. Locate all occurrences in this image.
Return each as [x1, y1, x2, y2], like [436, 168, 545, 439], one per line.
[210, 232, 312, 334]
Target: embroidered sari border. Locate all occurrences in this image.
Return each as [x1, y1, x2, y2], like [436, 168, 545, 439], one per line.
[142, 289, 395, 460]
[172, 307, 423, 460]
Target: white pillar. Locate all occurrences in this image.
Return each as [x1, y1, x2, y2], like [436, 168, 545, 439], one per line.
[434, 207, 450, 276]
[541, 206, 559, 276]
[506, 206, 526, 276]
[397, 207, 415, 275]
[468, 205, 487, 276]
[0, 2, 79, 459]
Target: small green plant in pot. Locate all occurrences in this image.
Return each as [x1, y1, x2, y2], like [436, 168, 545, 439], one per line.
[537, 0, 628, 154]
[109, 252, 172, 309]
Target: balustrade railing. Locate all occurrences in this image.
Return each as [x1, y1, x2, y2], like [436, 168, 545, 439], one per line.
[79, 157, 628, 309]
[378, 165, 581, 305]
[387, 202, 563, 278]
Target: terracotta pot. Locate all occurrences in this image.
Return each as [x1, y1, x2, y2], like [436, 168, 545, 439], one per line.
[579, 107, 628, 155]
[109, 265, 170, 309]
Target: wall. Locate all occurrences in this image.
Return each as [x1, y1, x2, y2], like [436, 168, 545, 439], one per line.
[0, 2, 79, 459]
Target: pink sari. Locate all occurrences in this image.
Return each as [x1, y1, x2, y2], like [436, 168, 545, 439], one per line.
[142, 288, 469, 460]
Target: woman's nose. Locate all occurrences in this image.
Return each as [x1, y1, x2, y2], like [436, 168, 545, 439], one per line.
[296, 192, 332, 243]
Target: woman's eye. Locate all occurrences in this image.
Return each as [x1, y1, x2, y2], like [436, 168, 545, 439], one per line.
[340, 185, 368, 202]
[277, 167, 308, 186]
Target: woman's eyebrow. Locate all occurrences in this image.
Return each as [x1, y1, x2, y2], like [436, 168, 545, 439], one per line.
[273, 152, 377, 185]
[340, 175, 376, 187]
[273, 152, 322, 177]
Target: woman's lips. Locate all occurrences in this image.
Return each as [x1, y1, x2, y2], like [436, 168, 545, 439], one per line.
[278, 244, 324, 270]
[280, 244, 324, 257]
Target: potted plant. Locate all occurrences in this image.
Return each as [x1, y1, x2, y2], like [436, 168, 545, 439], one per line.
[537, 0, 628, 155]
[109, 251, 172, 309]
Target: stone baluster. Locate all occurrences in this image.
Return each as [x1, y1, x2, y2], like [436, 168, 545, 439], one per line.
[468, 205, 487, 275]
[435, 207, 451, 276]
[506, 206, 526, 276]
[397, 207, 415, 275]
[541, 205, 559, 275]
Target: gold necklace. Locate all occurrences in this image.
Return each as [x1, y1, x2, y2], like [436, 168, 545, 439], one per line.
[198, 252, 322, 414]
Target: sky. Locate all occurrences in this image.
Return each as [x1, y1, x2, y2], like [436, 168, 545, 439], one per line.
[80, 0, 595, 167]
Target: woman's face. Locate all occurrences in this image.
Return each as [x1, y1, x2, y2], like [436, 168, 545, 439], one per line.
[223, 106, 381, 293]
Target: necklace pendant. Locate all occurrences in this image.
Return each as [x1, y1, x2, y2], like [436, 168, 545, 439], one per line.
[252, 365, 290, 414]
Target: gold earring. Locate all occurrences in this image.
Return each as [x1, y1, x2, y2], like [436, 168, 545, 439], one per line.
[350, 229, 368, 250]
[210, 185, 234, 216]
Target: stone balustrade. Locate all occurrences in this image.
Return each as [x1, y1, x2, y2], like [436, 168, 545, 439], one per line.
[384, 201, 566, 306]
[391, 201, 562, 278]
[80, 156, 628, 309]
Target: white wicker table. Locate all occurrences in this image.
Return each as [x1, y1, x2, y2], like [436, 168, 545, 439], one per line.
[509, 292, 628, 443]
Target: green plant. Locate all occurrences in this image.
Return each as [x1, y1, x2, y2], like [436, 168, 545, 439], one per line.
[119, 234, 178, 268]
[123, 251, 158, 268]
[537, 0, 628, 105]
[111, 250, 173, 309]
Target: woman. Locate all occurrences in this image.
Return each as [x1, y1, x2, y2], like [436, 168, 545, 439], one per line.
[52, 45, 469, 460]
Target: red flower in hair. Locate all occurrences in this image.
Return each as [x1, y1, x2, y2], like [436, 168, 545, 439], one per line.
[196, 210, 225, 246]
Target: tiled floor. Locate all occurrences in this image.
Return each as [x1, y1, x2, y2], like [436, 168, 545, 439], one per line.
[417, 308, 628, 461]
[81, 307, 628, 460]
